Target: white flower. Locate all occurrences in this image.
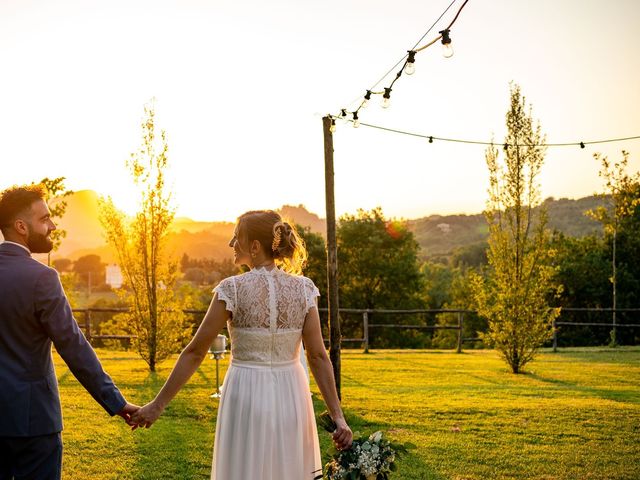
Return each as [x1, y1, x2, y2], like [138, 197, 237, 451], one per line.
[370, 431, 383, 443]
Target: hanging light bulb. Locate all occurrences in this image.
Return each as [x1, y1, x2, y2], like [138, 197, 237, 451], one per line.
[439, 29, 453, 58]
[340, 108, 349, 124]
[362, 90, 372, 108]
[381, 87, 392, 108]
[404, 50, 417, 75]
[330, 118, 337, 133]
[352, 111, 360, 128]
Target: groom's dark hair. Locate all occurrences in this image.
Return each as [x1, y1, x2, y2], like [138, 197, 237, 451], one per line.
[0, 184, 47, 235]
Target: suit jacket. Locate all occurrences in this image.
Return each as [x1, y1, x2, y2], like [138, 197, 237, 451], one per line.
[0, 242, 126, 437]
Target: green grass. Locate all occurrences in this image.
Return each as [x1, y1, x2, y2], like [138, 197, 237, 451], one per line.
[55, 347, 640, 479]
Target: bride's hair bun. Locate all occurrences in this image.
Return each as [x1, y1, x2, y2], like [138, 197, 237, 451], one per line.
[237, 210, 307, 274]
[272, 221, 297, 260]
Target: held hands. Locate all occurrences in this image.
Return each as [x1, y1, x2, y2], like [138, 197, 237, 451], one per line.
[129, 400, 165, 430]
[117, 402, 141, 427]
[332, 417, 353, 450]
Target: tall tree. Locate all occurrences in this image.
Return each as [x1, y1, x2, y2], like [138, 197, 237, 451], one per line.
[100, 101, 189, 371]
[298, 225, 328, 308]
[471, 84, 560, 373]
[337, 208, 425, 347]
[587, 150, 640, 346]
[73, 254, 105, 293]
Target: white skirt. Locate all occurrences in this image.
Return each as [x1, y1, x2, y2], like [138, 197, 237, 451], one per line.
[211, 358, 322, 480]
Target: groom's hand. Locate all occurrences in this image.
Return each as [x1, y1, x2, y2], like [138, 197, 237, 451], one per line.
[117, 402, 141, 427]
[130, 400, 164, 430]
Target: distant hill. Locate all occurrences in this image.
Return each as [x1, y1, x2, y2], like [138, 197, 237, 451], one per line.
[51, 190, 106, 258]
[50, 192, 327, 262]
[408, 196, 603, 258]
[279, 205, 326, 235]
[46, 190, 605, 263]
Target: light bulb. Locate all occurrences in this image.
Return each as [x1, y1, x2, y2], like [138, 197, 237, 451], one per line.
[361, 90, 372, 109]
[439, 29, 453, 58]
[404, 62, 415, 75]
[352, 112, 360, 128]
[404, 50, 417, 75]
[381, 87, 392, 109]
[330, 119, 336, 133]
[340, 109, 349, 124]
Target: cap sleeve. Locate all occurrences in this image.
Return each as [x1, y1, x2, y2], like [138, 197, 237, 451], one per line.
[213, 276, 236, 313]
[302, 276, 320, 314]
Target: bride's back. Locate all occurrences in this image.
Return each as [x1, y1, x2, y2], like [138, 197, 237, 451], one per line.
[214, 267, 319, 363]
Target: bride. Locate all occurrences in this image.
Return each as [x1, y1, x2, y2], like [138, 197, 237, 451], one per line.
[131, 210, 352, 479]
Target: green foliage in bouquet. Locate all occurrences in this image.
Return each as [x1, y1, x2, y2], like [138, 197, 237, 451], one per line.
[315, 412, 416, 480]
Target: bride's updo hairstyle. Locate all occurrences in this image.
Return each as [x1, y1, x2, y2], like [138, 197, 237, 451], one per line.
[236, 210, 308, 275]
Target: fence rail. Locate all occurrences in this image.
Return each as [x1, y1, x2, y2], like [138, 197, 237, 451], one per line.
[73, 307, 640, 353]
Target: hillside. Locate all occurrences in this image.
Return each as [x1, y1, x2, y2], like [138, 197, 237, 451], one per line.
[49, 192, 326, 262]
[408, 196, 603, 258]
[46, 190, 605, 262]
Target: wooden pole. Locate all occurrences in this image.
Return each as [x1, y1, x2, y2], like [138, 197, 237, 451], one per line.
[363, 311, 369, 354]
[323, 115, 342, 399]
[612, 218, 617, 345]
[85, 310, 92, 344]
[456, 312, 463, 353]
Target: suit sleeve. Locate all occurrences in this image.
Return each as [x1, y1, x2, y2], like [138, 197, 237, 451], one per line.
[34, 268, 127, 416]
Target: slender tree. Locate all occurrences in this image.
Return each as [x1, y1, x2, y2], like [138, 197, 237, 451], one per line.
[471, 84, 560, 373]
[100, 100, 189, 371]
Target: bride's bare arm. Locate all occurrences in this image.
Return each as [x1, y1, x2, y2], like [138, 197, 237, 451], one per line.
[130, 293, 230, 428]
[302, 306, 353, 449]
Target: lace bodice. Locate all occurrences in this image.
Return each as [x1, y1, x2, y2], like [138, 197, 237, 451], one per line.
[213, 267, 320, 363]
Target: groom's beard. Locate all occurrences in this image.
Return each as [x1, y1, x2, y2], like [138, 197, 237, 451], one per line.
[26, 224, 54, 253]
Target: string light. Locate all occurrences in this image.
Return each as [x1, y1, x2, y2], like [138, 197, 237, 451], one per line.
[330, 118, 337, 133]
[334, 0, 469, 122]
[332, 119, 640, 149]
[439, 29, 454, 58]
[326, 0, 639, 160]
[340, 108, 349, 124]
[404, 51, 417, 75]
[352, 111, 360, 128]
[382, 88, 392, 108]
[362, 90, 372, 108]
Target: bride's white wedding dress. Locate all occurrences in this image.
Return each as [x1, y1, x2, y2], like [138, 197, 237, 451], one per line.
[211, 267, 322, 480]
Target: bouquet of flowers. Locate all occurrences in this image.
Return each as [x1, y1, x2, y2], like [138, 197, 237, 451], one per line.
[315, 412, 415, 480]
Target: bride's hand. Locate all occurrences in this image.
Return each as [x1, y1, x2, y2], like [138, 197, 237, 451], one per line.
[332, 417, 353, 450]
[130, 400, 164, 430]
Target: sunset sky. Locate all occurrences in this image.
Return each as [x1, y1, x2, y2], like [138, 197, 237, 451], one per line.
[1, 0, 639, 221]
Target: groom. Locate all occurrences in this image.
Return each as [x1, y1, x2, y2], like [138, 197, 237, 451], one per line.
[0, 184, 138, 479]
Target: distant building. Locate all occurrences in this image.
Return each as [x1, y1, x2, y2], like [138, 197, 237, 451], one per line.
[436, 223, 452, 234]
[105, 264, 123, 288]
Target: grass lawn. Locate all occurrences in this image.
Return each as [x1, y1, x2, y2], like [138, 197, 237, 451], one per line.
[54, 347, 640, 479]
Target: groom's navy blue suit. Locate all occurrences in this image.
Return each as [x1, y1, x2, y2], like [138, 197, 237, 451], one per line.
[0, 242, 126, 479]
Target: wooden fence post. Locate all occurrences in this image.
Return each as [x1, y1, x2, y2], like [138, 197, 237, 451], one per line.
[85, 310, 92, 344]
[552, 319, 558, 353]
[363, 311, 369, 353]
[456, 312, 463, 353]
